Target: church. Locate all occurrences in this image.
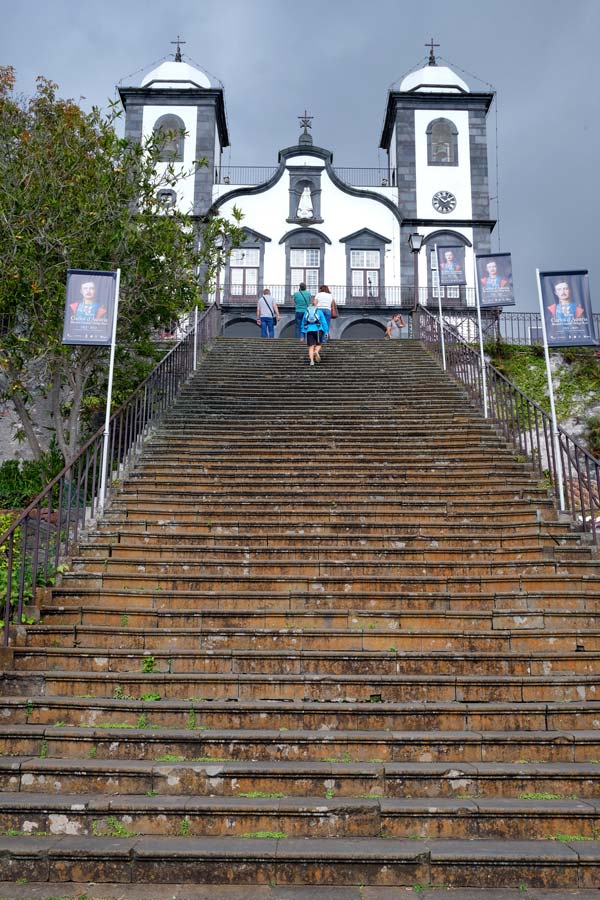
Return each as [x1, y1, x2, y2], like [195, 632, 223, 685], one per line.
[118, 43, 496, 338]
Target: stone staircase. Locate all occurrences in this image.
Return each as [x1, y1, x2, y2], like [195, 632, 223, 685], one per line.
[1, 337, 600, 896]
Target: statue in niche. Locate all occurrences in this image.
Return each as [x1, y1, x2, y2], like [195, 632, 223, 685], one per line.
[297, 186, 313, 219]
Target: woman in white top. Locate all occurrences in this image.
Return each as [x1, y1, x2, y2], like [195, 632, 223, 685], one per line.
[314, 285, 335, 341]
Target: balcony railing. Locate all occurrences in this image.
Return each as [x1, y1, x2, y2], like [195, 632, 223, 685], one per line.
[499, 311, 600, 346]
[0, 304, 222, 644]
[417, 306, 600, 542]
[213, 285, 478, 309]
[214, 167, 394, 188]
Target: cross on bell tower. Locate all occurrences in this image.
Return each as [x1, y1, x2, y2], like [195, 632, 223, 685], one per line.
[425, 38, 440, 66]
[298, 109, 313, 146]
[170, 35, 186, 62]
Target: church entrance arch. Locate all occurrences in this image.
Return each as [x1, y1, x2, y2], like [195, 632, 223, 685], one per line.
[223, 317, 260, 337]
[341, 319, 386, 341]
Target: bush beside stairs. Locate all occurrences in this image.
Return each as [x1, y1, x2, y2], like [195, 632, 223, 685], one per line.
[1, 337, 599, 895]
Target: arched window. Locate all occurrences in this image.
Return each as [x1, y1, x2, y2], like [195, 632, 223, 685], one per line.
[153, 114, 186, 162]
[426, 118, 458, 166]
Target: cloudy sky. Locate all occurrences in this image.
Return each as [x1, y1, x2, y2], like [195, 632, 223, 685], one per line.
[2, 0, 597, 311]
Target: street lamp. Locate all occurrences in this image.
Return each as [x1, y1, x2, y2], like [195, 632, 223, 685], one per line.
[408, 232, 424, 310]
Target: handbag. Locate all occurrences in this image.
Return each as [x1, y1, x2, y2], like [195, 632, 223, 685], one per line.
[330, 299, 338, 319]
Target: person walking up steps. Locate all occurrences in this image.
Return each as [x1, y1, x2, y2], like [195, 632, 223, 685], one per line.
[314, 284, 336, 342]
[292, 282, 312, 341]
[256, 288, 279, 339]
[302, 296, 329, 366]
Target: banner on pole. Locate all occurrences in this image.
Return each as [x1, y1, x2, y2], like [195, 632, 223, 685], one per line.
[539, 269, 597, 347]
[436, 245, 467, 287]
[475, 252, 515, 308]
[62, 269, 118, 346]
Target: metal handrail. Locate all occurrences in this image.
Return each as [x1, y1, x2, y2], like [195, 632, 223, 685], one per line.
[0, 303, 221, 643]
[499, 311, 600, 346]
[417, 306, 600, 542]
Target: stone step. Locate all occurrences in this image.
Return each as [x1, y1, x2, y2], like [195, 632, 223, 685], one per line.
[77, 542, 574, 564]
[1, 885, 599, 900]
[56, 572, 599, 596]
[1, 791, 599, 841]
[102, 508, 555, 526]
[5, 724, 600, 764]
[3, 756, 598, 799]
[12, 646, 600, 677]
[67, 556, 599, 579]
[4, 670, 600, 705]
[80, 535, 592, 562]
[3, 699, 600, 733]
[98, 505, 577, 543]
[41, 587, 600, 613]
[0, 835, 597, 888]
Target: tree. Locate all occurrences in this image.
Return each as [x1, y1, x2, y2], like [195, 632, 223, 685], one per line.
[0, 67, 243, 463]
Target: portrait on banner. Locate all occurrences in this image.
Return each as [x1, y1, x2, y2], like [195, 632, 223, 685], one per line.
[539, 270, 596, 347]
[476, 253, 515, 308]
[436, 245, 467, 287]
[62, 270, 117, 346]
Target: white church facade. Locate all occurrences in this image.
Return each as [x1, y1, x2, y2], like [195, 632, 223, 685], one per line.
[118, 46, 496, 338]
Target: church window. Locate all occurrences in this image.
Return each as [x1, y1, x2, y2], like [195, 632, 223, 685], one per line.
[230, 248, 260, 297]
[430, 248, 459, 299]
[426, 118, 458, 167]
[153, 114, 186, 162]
[290, 248, 320, 293]
[350, 250, 381, 298]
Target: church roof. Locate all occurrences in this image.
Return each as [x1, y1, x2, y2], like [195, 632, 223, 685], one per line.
[399, 63, 469, 94]
[141, 60, 214, 90]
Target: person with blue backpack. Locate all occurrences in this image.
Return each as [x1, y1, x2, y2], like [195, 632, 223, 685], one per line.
[292, 281, 312, 341]
[301, 296, 329, 366]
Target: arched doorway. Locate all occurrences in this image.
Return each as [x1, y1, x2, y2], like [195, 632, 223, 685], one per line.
[341, 319, 386, 340]
[223, 318, 260, 337]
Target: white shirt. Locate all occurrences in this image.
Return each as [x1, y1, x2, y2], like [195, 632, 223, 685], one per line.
[315, 291, 333, 311]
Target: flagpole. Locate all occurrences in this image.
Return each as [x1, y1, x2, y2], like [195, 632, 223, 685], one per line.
[473, 257, 489, 418]
[98, 268, 121, 512]
[435, 244, 447, 371]
[536, 268, 565, 510]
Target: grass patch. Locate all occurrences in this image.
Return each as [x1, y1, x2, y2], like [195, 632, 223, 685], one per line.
[92, 815, 137, 838]
[242, 830, 286, 839]
[551, 833, 589, 842]
[519, 792, 561, 800]
[238, 791, 284, 798]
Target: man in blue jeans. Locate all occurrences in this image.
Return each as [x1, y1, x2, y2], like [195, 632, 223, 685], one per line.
[292, 282, 311, 341]
[256, 288, 279, 338]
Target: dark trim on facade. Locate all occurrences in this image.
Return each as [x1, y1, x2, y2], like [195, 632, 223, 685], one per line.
[422, 229, 473, 248]
[118, 86, 230, 148]
[379, 90, 495, 150]
[402, 218, 497, 229]
[241, 227, 272, 243]
[279, 228, 332, 245]
[340, 228, 392, 245]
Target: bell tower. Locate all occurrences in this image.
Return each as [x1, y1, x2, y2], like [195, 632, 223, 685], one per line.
[379, 43, 495, 305]
[118, 41, 229, 219]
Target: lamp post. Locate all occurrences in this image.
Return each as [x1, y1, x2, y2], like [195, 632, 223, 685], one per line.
[408, 232, 424, 337]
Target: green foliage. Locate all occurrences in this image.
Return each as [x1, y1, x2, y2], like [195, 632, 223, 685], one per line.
[0, 66, 244, 464]
[0, 513, 25, 617]
[141, 656, 156, 673]
[0, 443, 63, 508]
[584, 414, 600, 458]
[488, 343, 600, 454]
